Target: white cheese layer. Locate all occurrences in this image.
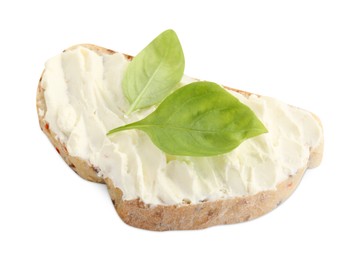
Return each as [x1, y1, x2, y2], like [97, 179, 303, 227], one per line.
[41, 46, 323, 205]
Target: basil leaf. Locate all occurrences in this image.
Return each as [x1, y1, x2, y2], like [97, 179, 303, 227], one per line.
[108, 81, 267, 156]
[123, 29, 185, 114]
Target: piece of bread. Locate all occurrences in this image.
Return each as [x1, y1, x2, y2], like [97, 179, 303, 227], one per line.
[37, 44, 324, 231]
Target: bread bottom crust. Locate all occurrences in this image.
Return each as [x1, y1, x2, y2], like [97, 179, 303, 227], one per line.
[105, 167, 305, 231]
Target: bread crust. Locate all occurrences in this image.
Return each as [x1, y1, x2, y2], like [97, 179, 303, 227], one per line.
[37, 44, 324, 230]
[106, 168, 306, 231]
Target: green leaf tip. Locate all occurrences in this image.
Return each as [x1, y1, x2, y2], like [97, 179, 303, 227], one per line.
[122, 29, 185, 114]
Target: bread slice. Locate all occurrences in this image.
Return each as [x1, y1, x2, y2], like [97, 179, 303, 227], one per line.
[37, 44, 324, 231]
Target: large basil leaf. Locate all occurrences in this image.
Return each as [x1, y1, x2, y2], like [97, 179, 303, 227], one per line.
[109, 81, 267, 156]
[122, 29, 185, 113]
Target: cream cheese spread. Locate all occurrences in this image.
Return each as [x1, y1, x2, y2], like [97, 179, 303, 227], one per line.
[41, 46, 323, 205]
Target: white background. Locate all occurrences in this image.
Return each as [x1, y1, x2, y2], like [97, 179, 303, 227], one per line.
[1, 0, 357, 259]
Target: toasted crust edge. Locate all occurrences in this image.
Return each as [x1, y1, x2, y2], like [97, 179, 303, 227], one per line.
[37, 44, 324, 230]
[106, 167, 305, 231]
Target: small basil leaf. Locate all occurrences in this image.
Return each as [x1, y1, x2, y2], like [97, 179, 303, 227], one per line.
[123, 29, 185, 114]
[108, 81, 267, 157]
